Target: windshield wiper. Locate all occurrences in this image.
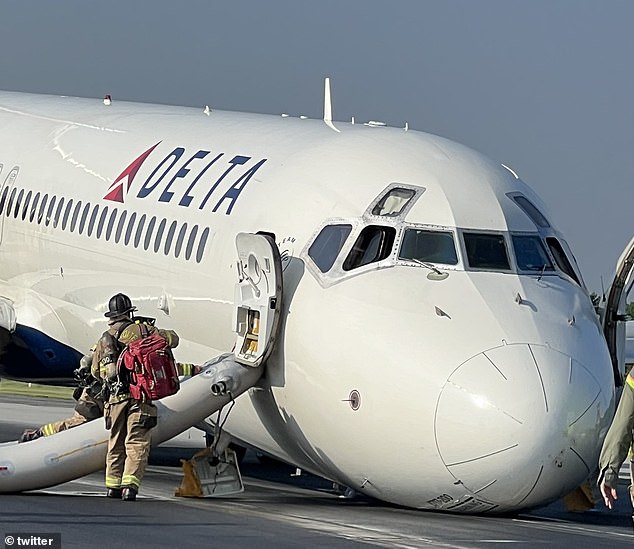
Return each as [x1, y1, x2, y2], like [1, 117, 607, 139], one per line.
[411, 258, 443, 275]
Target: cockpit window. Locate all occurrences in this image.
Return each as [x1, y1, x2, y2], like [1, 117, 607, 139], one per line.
[371, 188, 416, 217]
[398, 229, 458, 265]
[511, 195, 551, 228]
[308, 224, 352, 273]
[546, 237, 581, 285]
[512, 235, 554, 272]
[343, 225, 396, 271]
[464, 233, 511, 270]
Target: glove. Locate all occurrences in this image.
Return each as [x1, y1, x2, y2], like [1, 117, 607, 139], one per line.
[74, 365, 93, 383]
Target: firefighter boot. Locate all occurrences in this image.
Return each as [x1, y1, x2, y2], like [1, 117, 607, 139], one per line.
[19, 428, 43, 443]
[121, 486, 137, 501]
[106, 488, 122, 499]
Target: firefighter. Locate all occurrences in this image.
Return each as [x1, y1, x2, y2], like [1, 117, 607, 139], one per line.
[598, 369, 634, 516]
[92, 293, 180, 501]
[19, 351, 101, 442]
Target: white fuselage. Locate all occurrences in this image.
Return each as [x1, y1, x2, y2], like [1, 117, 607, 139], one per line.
[0, 91, 615, 513]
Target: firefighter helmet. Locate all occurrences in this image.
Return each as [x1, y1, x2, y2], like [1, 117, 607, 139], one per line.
[104, 293, 137, 318]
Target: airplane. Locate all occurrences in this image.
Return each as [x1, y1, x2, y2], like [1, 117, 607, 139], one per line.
[0, 81, 632, 514]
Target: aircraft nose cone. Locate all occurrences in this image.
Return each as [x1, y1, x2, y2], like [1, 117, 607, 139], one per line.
[434, 343, 612, 510]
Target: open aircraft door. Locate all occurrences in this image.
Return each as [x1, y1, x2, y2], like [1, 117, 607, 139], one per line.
[233, 233, 283, 367]
[602, 236, 634, 386]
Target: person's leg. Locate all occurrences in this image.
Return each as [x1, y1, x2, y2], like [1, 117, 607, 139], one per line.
[121, 400, 156, 500]
[105, 400, 129, 497]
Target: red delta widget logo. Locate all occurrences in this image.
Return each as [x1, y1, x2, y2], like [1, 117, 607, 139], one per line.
[104, 142, 267, 215]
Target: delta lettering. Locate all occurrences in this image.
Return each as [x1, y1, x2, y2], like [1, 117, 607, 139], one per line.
[138, 147, 267, 214]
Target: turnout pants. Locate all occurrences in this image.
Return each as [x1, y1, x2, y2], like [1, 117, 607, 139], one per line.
[104, 398, 157, 491]
[41, 411, 89, 436]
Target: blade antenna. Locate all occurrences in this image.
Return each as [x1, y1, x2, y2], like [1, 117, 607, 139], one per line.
[323, 77, 340, 133]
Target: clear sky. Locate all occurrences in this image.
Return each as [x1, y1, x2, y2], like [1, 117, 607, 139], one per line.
[0, 0, 632, 294]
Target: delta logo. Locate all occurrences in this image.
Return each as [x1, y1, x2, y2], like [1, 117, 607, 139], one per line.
[104, 142, 267, 215]
[103, 142, 160, 202]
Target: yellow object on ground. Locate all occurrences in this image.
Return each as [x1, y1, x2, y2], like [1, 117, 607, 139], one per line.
[175, 447, 243, 498]
[175, 456, 204, 497]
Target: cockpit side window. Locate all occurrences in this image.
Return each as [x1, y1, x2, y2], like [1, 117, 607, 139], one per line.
[510, 195, 551, 228]
[546, 237, 581, 285]
[464, 233, 511, 270]
[399, 229, 458, 265]
[343, 225, 396, 271]
[308, 224, 352, 273]
[371, 188, 416, 217]
[512, 235, 554, 273]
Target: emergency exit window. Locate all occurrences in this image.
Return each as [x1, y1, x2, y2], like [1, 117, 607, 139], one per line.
[372, 188, 416, 217]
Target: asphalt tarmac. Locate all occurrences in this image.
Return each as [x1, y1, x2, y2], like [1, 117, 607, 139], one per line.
[1, 395, 633, 548]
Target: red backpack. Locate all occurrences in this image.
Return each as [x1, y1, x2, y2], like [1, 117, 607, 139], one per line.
[119, 326, 180, 401]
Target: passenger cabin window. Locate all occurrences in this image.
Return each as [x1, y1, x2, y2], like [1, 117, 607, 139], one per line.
[175, 223, 188, 257]
[0, 187, 9, 215]
[37, 194, 48, 224]
[511, 195, 551, 228]
[0, 184, 212, 264]
[13, 189, 24, 219]
[70, 201, 82, 232]
[6, 188, 16, 218]
[343, 225, 395, 271]
[546, 237, 581, 285]
[464, 233, 511, 270]
[512, 235, 554, 273]
[29, 192, 40, 223]
[308, 224, 352, 273]
[79, 202, 91, 234]
[21, 191, 32, 221]
[372, 188, 416, 217]
[399, 229, 458, 265]
[186, 225, 198, 260]
[115, 210, 127, 243]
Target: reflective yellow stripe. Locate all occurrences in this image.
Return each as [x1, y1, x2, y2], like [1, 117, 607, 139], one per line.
[177, 363, 193, 376]
[105, 476, 121, 489]
[41, 424, 56, 437]
[122, 474, 141, 489]
[626, 373, 634, 390]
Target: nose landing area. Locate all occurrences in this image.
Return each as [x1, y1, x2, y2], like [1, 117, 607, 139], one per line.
[434, 343, 609, 510]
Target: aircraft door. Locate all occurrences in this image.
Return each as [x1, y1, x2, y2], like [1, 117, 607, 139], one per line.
[602, 236, 634, 386]
[233, 232, 283, 367]
[0, 167, 19, 245]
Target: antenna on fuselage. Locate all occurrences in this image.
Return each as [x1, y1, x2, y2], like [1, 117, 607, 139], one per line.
[323, 77, 340, 133]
